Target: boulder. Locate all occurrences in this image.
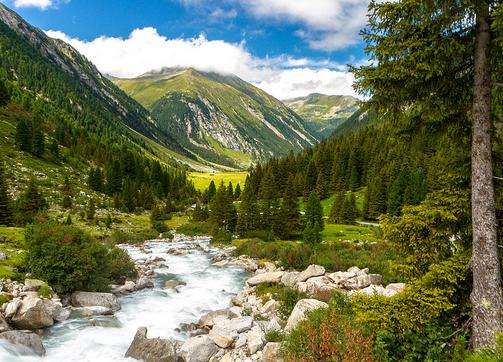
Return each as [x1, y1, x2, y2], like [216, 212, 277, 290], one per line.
[125, 327, 177, 361]
[42, 299, 69, 322]
[303, 276, 338, 302]
[11, 296, 54, 330]
[180, 335, 218, 362]
[4, 298, 21, 318]
[70, 292, 120, 312]
[74, 306, 114, 317]
[383, 283, 405, 297]
[0, 314, 11, 333]
[285, 299, 328, 332]
[280, 271, 300, 288]
[0, 330, 46, 356]
[246, 325, 265, 355]
[164, 280, 187, 290]
[262, 342, 283, 362]
[260, 299, 279, 315]
[135, 277, 154, 291]
[296, 265, 325, 283]
[198, 309, 230, 328]
[343, 274, 383, 290]
[246, 272, 284, 286]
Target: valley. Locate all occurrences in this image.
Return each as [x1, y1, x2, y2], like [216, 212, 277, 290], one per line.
[0, 1, 502, 361]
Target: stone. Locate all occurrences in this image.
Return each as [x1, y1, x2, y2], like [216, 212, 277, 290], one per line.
[209, 333, 234, 348]
[180, 335, 219, 362]
[235, 333, 247, 348]
[0, 330, 46, 356]
[285, 299, 328, 332]
[356, 284, 386, 296]
[11, 296, 54, 330]
[135, 277, 154, 291]
[383, 283, 405, 297]
[246, 325, 265, 355]
[198, 309, 230, 328]
[4, 298, 21, 318]
[262, 342, 283, 362]
[125, 327, 177, 361]
[229, 306, 242, 318]
[42, 299, 69, 322]
[0, 314, 11, 333]
[164, 280, 187, 290]
[212, 260, 229, 267]
[0, 252, 6, 261]
[70, 292, 120, 312]
[304, 276, 338, 302]
[260, 300, 279, 315]
[296, 265, 325, 283]
[246, 272, 284, 286]
[280, 271, 300, 288]
[74, 306, 114, 317]
[22, 279, 47, 292]
[343, 274, 383, 290]
[230, 316, 253, 333]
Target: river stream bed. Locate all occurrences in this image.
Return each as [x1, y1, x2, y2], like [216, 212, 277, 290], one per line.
[1, 237, 248, 361]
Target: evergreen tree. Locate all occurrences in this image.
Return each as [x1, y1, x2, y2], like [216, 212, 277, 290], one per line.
[236, 181, 259, 237]
[32, 128, 45, 158]
[48, 139, 60, 162]
[207, 180, 217, 201]
[303, 192, 324, 245]
[277, 179, 300, 239]
[0, 78, 10, 107]
[349, 166, 360, 191]
[227, 181, 234, 200]
[0, 163, 12, 226]
[15, 118, 32, 152]
[209, 182, 237, 234]
[304, 160, 317, 196]
[192, 202, 209, 221]
[315, 172, 328, 199]
[234, 183, 242, 200]
[329, 190, 345, 224]
[16, 178, 46, 224]
[86, 198, 96, 220]
[354, 1, 503, 346]
[342, 192, 358, 224]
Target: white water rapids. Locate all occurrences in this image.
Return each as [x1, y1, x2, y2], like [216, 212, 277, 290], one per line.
[0, 237, 249, 361]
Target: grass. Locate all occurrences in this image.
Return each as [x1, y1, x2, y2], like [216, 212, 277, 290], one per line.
[189, 171, 248, 191]
[322, 223, 380, 244]
[0, 226, 26, 279]
[299, 187, 366, 217]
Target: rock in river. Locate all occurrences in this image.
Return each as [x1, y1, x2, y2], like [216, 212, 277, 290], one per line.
[70, 292, 121, 312]
[125, 327, 177, 362]
[0, 330, 46, 356]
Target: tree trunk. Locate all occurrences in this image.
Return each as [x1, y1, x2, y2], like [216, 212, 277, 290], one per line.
[470, 1, 503, 350]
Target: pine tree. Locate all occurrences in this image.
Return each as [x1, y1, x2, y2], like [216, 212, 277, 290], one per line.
[0, 163, 12, 226]
[0, 78, 10, 107]
[342, 192, 358, 224]
[354, 1, 503, 347]
[349, 166, 360, 192]
[227, 181, 234, 200]
[315, 172, 328, 199]
[303, 192, 324, 245]
[329, 190, 345, 224]
[207, 180, 217, 201]
[236, 182, 258, 237]
[48, 139, 60, 162]
[209, 182, 237, 234]
[276, 179, 300, 239]
[15, 119, 32, 152]
[32, 128, 45, 158]
[234, 183, 242, 200]
[16, 178, 46, 224]
[86, 198, 96, 220]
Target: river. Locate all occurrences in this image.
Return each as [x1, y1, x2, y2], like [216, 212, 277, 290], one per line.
[1, 237, 248, 361]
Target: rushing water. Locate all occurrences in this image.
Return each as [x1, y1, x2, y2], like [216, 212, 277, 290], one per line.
[1, 237, 248, 362]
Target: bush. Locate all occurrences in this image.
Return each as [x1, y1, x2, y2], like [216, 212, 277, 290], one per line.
[212, 229, 232, 244]
[108, 247, 137, 284]
[177, 221, 212, 236]
[152, 221, 167, 233]
[25, 222, 111, 294]
[107, 229, 158, 245]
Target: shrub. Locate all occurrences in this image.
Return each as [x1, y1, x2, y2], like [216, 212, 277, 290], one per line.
[25, 222, 111, 294]
[107, 229, 158, 245]
[177, 221, 212, 236]
[212, 229, 232, 244]
[152, 221, 167, 233]
[265, 330, 284, 343]
[108, 247, 137, 284]
[37, 284, 52, 298]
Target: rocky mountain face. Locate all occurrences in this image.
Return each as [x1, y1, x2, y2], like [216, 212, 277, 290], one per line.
[284, 93, 359, 139]
[115, 68, 318, 169]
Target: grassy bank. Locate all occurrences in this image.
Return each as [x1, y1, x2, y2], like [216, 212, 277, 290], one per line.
[189, 171, 248, 191]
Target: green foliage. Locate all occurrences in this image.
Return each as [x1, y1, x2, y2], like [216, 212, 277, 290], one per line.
[86, 199, 96, 220]
[0, 162, 13, 226]
[254, 283, 307, 320]
[265, 330, 284, 343]
[15, 118, 32, 153]
[191, 203, 209, 222]
[25, 222, 111, 293]
[209, 182, 237, 235]
[0, 77, 11, 107]
[177, 220, 212, 236]
[32, 127, 45, 158]
[211, 229, 232, 245]
[14, 178, 47, 225]
[37, 284, 52, 299]
[107, 247, 137, 284]
[303, 192, 323, 245]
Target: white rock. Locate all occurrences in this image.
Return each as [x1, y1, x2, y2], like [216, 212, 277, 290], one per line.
[285, 299, 328, 332]
[246, 272, 284, 286]
[4, 298, 21, 318]
[296, 265, 325, 283]
[383, 283, 405, 297]
[262, 342, 283, 362]
[280, 272, 300, 288]
[246, 325, 265, 355]
[11, 296, 54, 330]
[70, 292, 120, 312]
[180, 335, 219, 362]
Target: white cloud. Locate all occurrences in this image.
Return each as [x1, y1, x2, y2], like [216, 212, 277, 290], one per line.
[13, 0, 52, 9]
[46, 28, 359, 100]
[236, 0, 369, 50]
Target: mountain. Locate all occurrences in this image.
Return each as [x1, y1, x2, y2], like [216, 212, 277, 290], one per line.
[115, 68, 318, 169]
[284, 93, 359, 138]
[0, 3, 218, 172]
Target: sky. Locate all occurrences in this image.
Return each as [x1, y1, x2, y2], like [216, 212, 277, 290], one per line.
[1, 0, 371, 100]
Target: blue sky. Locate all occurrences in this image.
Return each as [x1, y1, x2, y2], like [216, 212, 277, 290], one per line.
[2, 0, 370, 99]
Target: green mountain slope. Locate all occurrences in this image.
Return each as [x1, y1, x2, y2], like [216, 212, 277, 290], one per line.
[0, 3, 197, 214]
[115, 68, 318, 169]
[284, 93, 359, 138]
